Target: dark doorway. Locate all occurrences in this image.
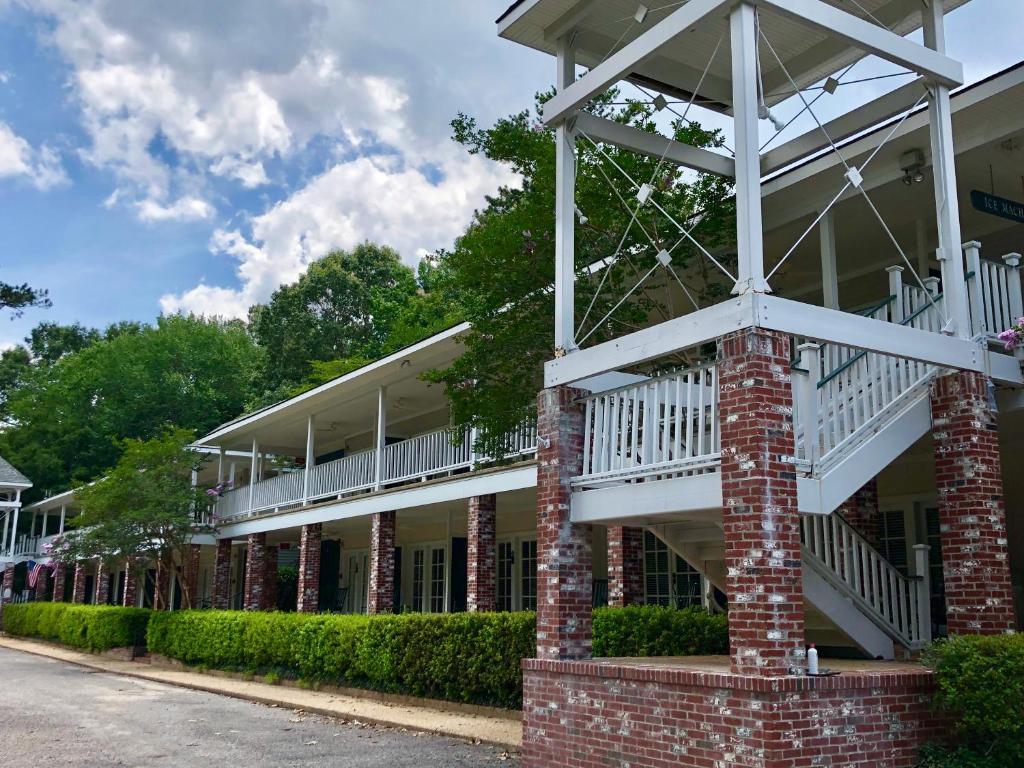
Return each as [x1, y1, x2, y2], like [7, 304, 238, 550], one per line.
[449, 537, 467, 613]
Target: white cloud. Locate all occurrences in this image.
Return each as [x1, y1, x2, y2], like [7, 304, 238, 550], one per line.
[0, 121, 67, 190]
[136, 195, 213, 222]
[209, 156, 269, 188]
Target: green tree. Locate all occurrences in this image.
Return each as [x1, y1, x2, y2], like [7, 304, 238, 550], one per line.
[427, 92, 735, 455]
[0, 280, 51, 317]
[52, 428, 208, 610]
[27, 322, 100, 364]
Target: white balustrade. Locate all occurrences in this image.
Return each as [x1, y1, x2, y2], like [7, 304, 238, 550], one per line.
[307, 450, 376, 501]
[382, 428, 472, 484]
[801, 513, 930, 647]
[965, 243, 1024, 339]
[577, 366, 719, 486]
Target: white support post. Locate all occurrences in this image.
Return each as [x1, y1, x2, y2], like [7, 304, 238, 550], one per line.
[303, 414, 316, 504]
[217, 447, 225, 484]
[963, 241, 984, 335]
[554, 33, 577, 354]
[797, 343, 821, 465]
[1, 511, 8, 553]
[374, 386, 387, 491]
[886, 265, 905, 322]
[31, 511, 37, 539]
[228, 462, 237, 487]
[924, 275, 941, 297]
[819, 209, 839, 310]
[730, 3, 769, 296]
[913, 543, 932, 643]
[1003, 253, 1024, 322]
[8, 507, 18, 558]
[41, 509, 49, 540]
[59, 505, 66, 535]
[923, 4, 970, 339]
[248, 439, 259, 516]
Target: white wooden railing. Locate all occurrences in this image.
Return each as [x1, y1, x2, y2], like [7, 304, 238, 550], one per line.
[12, 535, 40, 557]
[965, 243, 1023, 340]
[576, 366, 719, 487]
[249, 469, 305, 514]
[382, 428, 473, 484]
[307, 449, 375, 501]
[801, 513, 931, 647]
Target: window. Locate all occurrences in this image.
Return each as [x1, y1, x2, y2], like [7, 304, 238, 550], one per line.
[644, 531, 703, 608]
[412, 549, 425, 612]
[497, 541, 514, 612]
[520, 540, 537, 611]
[878, 510, 908, 574]
[430, 548, 446, 613]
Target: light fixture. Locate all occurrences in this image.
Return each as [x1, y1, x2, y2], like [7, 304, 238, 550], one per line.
[900, 149, 926, 186]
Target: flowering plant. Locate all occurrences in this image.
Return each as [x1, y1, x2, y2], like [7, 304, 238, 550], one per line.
[204, 480, 233, 499]
[997, 318, 1024, 351]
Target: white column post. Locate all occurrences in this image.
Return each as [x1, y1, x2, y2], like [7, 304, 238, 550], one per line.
[554, 33, 578, 354]
[59, 505, 66, 535]
[8, 507, 18, 558]
[41, 509, 49, 539]
[797, 343, 821, 465]
[217, 447, 225, 484]
[31, 511, 37, 540]
[886, 265, 905, 322]
[730, 2, 768, 296]
[1002, 253, 1024, 322]
[1, 511, 8, 552]
[819, 209, 839, 309]
[303, 414, 316, 504]
[913, 543, 932, 643]
[374, 386, 387, 491]
[228, 462, 237, 487]
[248, 439, 259, 516]
[923, 4, 970, 339]
[963, 241, 984, 335]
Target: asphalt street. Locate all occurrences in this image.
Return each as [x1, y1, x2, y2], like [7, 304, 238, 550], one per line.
[0, 646, 519, 767]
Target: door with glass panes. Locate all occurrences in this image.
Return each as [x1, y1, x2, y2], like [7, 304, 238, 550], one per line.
[410, 543, 447, 613]
[643, 531, 703, 607]
[496, 537, 537, 611]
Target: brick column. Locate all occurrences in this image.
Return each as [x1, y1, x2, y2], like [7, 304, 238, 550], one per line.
[213, 539, 232, 609]
[536, 386, 592, 661]
[838, 480, 880, 546]
[154, 562, 169, 610]
[51, 562, 67, 602]
[931, 370, 1016, 634]
[264, 544, 278, 611]
[297, 523, 322, 613]
[607, 526, 644, 607]
[467, 494, 497, 612]
[1, 564, 13, 605]
[719, 328, 805, 676]
[71, 562, 87, 604]
[182, 544, 201, 609]
[368, 511, 396, 615]
[122, 561, 138, 607]
[243, 533, 268, 611]
[94, 561, 110, 605]
[34, 563, 51, 601]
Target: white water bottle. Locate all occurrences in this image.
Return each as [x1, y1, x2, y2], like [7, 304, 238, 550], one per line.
[807, 643, 819, 676]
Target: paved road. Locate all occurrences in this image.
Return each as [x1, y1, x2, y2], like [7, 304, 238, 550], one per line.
[0, 647, 519, 767]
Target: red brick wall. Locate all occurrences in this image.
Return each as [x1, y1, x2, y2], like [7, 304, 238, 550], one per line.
[34, 563, 51, 601]
[718, 328, 805, 675]
[243, 533, 267, 612]
[468, 494, 497, 612]
[122, 560, 138, 607]
[368, 510, 396, 614]
[535, 386, 592, 660]
[71, 562, 87, 604]
[1, 564, 13, 605]
[213, 539, 232, 609]
[181, 544, 201, 609]
[51, 562, 67, 602]
[838, 479, 880, 546]
[94, 560, 110, 605]
[607, 525, 644, 607]
[297, 523, 322, 613]
[931, 370, 1017, 633]
[522, 659, 945, 768]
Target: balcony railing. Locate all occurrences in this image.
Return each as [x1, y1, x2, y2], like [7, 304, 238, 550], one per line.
[215, 421, 537, 523]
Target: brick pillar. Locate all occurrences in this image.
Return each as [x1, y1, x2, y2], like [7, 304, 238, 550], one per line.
[467, 494, 497, 612]
[51, 562, 67, 602]
[264, 544, 278, 611]
[719, 328, 805, 676]
[122, 561, 138, 607]
[213, 539, 232, 609]
[182, 544, 201, 609]
[1, 564, 13, 605]
[94, 561, 110, 605]
[368, 511, 396, 615]
[536, 386, 592, 661]
[297, 523, 322, 613]
[931, 370, 1016, 634]
[838, 480, 880, 546]
[154, 562, 169, 610]
[71, 562, 87, 604]
[608, 526, 644, 607]
[34, 563, 51, 601]
[242, 533, 267, 611]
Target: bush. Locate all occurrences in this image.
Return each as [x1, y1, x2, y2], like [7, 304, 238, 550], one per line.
[922, 633, 1024, 766]
[4, 603, 151, 652]
[593, 605, 729, 657]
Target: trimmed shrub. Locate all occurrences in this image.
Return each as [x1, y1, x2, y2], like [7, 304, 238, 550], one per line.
[4, 603, 151, 652]
[921, 633, 1024, 767]
[593, 605, 729, 657]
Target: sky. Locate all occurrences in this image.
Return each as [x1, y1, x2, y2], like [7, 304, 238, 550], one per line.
[1, 0, 1022, 350]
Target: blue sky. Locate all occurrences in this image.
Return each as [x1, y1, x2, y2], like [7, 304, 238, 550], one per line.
[1, 0, 1022, 349]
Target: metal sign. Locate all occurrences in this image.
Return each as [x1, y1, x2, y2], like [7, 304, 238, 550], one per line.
[971, 190, 1024, 225]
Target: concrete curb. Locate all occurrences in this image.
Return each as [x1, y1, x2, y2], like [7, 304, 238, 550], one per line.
[0, 636, 522, 750]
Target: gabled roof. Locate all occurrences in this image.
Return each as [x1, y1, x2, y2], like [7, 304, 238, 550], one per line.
[0, 455, 31, 488]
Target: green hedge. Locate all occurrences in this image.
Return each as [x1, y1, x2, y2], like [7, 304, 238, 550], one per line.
[921, 633, 1024, 767]
[593, 605, 728, 657]
[4, 603, 151, 652]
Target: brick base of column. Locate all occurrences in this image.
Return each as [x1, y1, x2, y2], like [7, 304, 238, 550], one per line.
[297, 523, 322, 613]
[931, 370, 1017, 634]
[213, 539, 232, 609]
[122, 562, 138, 607]
[94, 561, 110, 605]
[71, 563, 87, 604]
[51, 562, 67, 602]
[368, 511, 396, 615]
[467, 495, 496, 612]
[181, 544, 201, 609]
[243, 533, 268, 612]
[522, 660, 945, 768]
[34, 564, 51, 601]
[1, 564, 13, 605]
[607, 526, 644, 607]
